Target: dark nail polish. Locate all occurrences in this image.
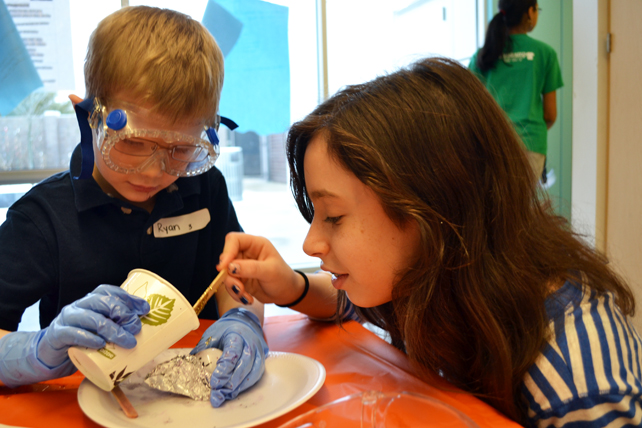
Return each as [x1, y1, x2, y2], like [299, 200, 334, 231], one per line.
[230, 263, 239, 274]
[232, 285, 240, 295]
[241, 296, 249, 305]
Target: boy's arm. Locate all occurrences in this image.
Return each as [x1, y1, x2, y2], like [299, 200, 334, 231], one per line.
[0, 287, 149, 388]
[543, 90, 557, 129]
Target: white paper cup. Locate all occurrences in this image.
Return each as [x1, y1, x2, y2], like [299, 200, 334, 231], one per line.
[68, 269, 200, 391]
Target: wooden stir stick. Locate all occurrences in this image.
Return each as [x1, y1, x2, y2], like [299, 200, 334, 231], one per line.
[111, 384, 138, 418]
[193, 269, 228, 316]
[110, 269, 228, 418]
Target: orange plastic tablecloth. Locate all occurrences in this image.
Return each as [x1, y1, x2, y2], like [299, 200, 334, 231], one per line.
[0, 315, 520, 428]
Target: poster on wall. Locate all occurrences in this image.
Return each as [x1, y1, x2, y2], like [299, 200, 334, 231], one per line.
[6, 0, 75, 91]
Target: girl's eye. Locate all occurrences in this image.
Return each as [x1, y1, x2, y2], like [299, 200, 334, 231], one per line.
[324, 216, 343, 225]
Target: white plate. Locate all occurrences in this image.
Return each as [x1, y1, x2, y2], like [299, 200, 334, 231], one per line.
[78, 348, 326, 428]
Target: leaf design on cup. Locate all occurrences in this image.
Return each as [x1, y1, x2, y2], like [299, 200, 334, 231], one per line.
[127, 281, 149, 299]
[141, 294, 175, 326]
[110, 366, 134, 385]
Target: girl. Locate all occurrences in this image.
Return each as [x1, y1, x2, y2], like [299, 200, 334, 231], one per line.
[217, 57, 641, 427]
[469, 0, 563, 183]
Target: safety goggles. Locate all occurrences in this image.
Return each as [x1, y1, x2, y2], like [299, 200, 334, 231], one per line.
[88, 98, 221, 177]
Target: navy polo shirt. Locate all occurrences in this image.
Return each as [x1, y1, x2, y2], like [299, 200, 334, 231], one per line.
[0, 145, 242, 331]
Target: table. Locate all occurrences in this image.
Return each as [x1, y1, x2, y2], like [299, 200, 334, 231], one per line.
[0, 315, 520, 428]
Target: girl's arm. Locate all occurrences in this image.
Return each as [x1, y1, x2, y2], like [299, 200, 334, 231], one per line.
[543, 90, 557, 129]
[217, 232, 337, 319]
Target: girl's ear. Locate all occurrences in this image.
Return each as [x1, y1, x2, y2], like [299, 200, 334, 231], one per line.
[526, 6, 537, 30]
[68, 94, 83, 107]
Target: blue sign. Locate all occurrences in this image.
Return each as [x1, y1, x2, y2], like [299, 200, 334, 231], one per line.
[0, 0, 43, 116]
[203, 0, 290, 136]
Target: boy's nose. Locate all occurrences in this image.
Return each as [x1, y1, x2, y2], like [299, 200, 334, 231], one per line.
[138, 151, 168, 177]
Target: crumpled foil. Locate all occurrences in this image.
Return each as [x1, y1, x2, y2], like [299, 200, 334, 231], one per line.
[144, 349, 221, 401]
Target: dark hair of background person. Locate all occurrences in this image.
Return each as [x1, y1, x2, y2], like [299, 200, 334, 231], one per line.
[285, 57, 635, 424]
[477, 0, 538, 72]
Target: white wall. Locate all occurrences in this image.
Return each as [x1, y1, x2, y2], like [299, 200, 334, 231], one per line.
[571, 0, 608, 250]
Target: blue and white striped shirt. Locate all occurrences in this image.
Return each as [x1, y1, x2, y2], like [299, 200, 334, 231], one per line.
[522, 281, 642, 427]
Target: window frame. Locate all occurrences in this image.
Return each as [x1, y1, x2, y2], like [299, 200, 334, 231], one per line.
[0, 0, 487, 186]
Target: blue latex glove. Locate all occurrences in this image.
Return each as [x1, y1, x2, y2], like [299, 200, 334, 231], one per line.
[191, 307, 269, 407]
[0, 284, 150, 387]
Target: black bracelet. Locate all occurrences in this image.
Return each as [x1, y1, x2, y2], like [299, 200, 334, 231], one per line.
[276, 270, 310, 308]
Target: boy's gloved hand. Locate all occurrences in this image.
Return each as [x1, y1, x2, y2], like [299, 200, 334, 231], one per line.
[190, 307, 269, 407]
[0, 284, 150, 387]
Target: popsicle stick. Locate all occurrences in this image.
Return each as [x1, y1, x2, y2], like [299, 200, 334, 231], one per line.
[111, 384, 138, 418]
[193, 269, 228, 316]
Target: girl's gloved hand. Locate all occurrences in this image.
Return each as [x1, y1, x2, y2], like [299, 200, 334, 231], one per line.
[190, 307, 269, 407]
[0, 284, 150, 387]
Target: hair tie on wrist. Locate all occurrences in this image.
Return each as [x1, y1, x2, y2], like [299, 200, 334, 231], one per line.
[276, 270, 310, 308]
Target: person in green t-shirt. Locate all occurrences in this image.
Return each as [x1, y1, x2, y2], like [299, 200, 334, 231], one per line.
[469, 0, 563, 184]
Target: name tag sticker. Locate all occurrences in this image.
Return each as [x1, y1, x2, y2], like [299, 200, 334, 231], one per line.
[153, 208, 211, 238]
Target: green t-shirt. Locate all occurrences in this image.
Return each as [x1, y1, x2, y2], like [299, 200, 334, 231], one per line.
[469, 34, 563, 155]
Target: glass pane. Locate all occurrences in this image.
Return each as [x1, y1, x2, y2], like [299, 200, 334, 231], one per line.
[128, 0, 319, 267]
[1, 1, 121, 174]
[325, 0, 479, 95]
[1, 0, 319, 269]
[4, 1, 484, 328]
[2, 0, 482, 272]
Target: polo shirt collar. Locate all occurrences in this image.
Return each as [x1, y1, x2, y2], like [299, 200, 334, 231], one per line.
[69, 144, 202, 214]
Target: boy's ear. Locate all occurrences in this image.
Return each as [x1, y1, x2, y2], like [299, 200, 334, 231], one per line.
[68, 94, 83, 107]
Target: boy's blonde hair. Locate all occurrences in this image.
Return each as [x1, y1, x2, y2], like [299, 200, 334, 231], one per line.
[85, 6, 224, 126]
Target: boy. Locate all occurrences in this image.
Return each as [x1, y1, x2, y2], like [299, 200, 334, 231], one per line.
[0, 6, 267, 408]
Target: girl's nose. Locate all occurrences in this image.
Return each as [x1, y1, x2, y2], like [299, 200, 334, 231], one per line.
[302, 219, 330, 258]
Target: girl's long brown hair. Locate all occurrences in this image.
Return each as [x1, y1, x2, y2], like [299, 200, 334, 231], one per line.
[286, 57, 634, 424]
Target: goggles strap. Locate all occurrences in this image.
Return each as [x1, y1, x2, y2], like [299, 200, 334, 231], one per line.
[220, 116, 239, 131]
[74, 102, 237, 179]
[205, 116, 238, 146]
[73, 97, 97, 180]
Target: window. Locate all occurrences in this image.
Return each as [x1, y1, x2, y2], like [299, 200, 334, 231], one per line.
[325, 0, 479, 94]
[1, 0, 484, 269]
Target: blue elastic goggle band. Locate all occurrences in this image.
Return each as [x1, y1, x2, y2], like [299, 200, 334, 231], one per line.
[73, 97, 239, 180]
[73, 97, 97, 180]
